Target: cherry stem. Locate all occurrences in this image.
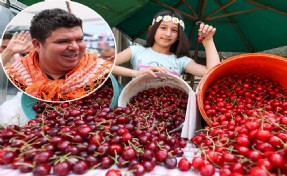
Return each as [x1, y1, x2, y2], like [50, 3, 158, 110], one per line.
[93, 151, 101, 157]
[90, 162, 101, 170]
[262, 165, 273, 175]
[275, 143, 287, 153]
[204, 135, 216, 152]
[20, 139, 39, 152]
[40, 105, 51, 128]
[41, 131, 50, 141]
[10, 128, 26, 137]
[128, 140, 143, 154]
[199, 148, 210, 165]
[277, 168, 281, 176]
[53, 153, 71, 165]
[265, 119, 287, 132]
[251, 144, 264, 155]
[69, 155, 85, 160]
[108, 153, 119, 165]
[165, 129, 171, 139]
[96, 120, 111, 128]
[156, 141, 164, 150]
[15, 162, 35, 168]
[131, 138, 140, 146]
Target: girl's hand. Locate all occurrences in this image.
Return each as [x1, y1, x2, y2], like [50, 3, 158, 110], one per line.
[198, 23, 216, 41]
[135, 67, 170, 77]
[5, 31, 33, 54]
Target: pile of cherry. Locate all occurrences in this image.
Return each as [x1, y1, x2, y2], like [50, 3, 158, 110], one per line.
[127, 86, 187, 132]
[191, 74, 287, 176]
[0, 81, 188, 176]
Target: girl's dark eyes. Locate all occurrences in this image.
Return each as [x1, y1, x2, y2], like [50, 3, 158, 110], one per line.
[159, 26, 178, 32]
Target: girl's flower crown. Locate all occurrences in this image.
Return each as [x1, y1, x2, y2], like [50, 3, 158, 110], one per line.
[152, 15, 185, 30]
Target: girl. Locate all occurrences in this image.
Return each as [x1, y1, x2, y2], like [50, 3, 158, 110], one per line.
[112, 10, 220, 78]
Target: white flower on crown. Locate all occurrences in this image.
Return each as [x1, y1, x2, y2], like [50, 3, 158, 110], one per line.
[163, 15, 172, 22]
[172, 17, 179, 24]
[156, 16, 163, 22]
[152, 15, 185, 30]
[179, 20, 185, 29]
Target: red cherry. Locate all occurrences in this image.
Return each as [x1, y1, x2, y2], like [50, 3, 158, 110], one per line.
[178, 158, 191, 171]
[77, 125, 92, 137]
[122, 146, 136, 160]
[191, 157, 204, 169]
[32, 164, 51, 176]
[53, 161, 70, 176]
[197, 37, 204, 43]
[89, 133, 103, 147]
[105, 169, 122, 176]
[131, 164, 146, 176]
[109, 144, 123, 155]
[200, 164, 215, 176]
[155, 150, 168, 162]
[164, 157, 177, 169]
[73, 160, 89, 175]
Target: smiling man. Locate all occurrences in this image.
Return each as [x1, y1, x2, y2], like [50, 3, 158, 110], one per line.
[3, 8, 113, 101]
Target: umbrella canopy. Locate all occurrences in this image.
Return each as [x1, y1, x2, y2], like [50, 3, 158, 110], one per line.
[17, 0, 287, 55]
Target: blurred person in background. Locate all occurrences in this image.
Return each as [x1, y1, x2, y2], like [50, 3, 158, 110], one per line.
[1, 31, 33, 95]
[0, 32, 13, 53]
[100, 46, 115, 62]
[1, 31, 33, 66]
[88, 48, 100, 58]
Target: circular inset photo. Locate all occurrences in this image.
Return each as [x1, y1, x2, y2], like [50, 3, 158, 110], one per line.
[1, 1, 116, 102]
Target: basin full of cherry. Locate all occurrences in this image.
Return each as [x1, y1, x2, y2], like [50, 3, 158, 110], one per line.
[192, 74, 287, 176]
[1, 74, 287, 176]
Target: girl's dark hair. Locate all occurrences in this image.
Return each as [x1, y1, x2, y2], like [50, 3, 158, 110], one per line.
[30, 8, 83, 44]
[145, 10, 191, 58]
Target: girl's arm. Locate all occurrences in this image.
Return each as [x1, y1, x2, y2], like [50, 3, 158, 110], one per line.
[185, 24, 220, 77]
[112, 65, 168, 78]
[115, 48, 133, 65]
[112, 47, 137, 76]
[112, 65, 138, 77]
[112, 47, 169, 77]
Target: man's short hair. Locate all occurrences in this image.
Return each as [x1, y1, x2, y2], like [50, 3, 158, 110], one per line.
[30, 8, 83, 44]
